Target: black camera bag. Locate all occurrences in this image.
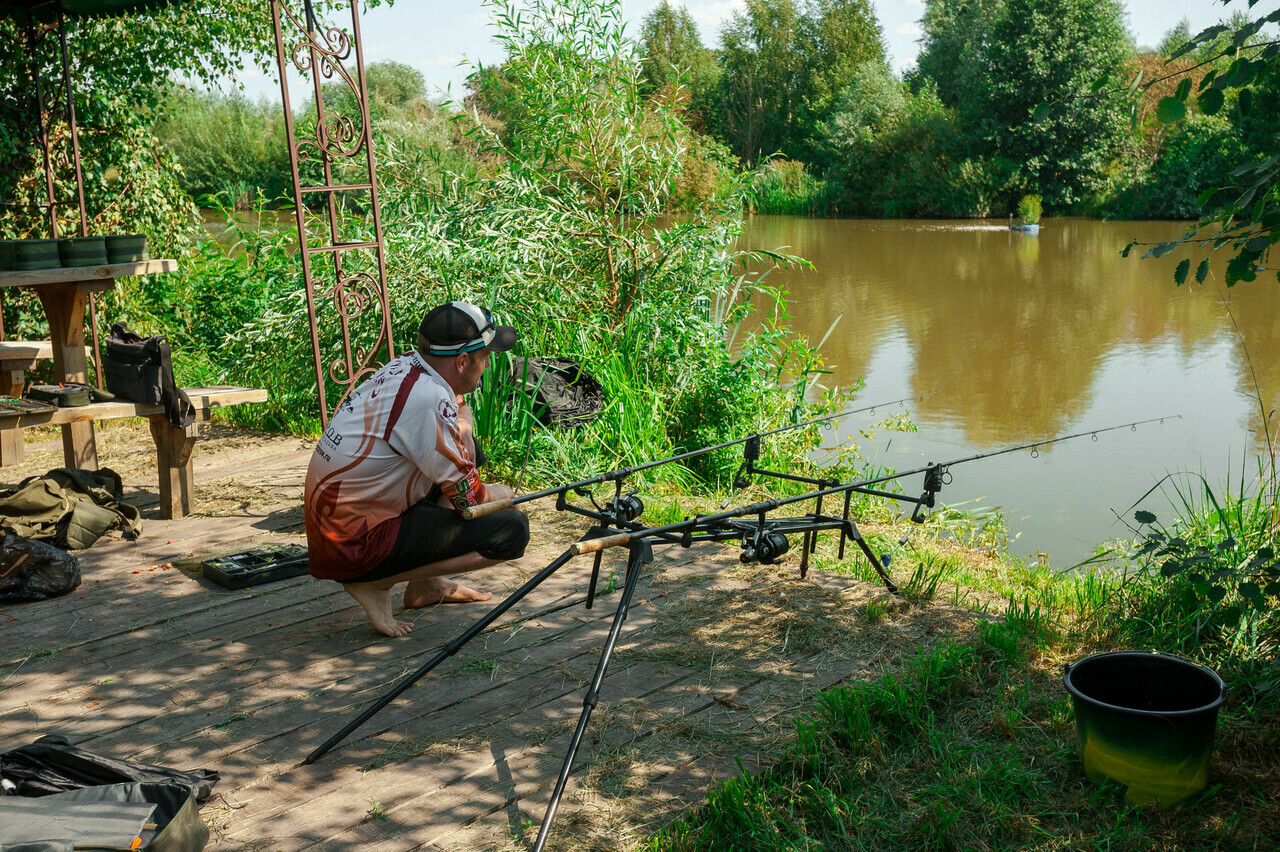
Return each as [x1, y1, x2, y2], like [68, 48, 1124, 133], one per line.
[103, 322, 195, 428]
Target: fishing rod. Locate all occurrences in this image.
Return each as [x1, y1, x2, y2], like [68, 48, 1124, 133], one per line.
[461, 391, 933, 520]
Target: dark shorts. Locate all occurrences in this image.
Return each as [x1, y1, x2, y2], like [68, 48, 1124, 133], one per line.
[352, 498, 529, 584]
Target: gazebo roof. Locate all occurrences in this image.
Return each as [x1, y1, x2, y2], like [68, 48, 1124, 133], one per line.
[0, 0, 183, 20]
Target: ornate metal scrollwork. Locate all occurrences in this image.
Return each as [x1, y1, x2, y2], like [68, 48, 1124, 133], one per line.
[271, 0, 393, 426]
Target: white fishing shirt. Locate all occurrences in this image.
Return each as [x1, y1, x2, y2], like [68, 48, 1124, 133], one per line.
[303, 351, 485, 580]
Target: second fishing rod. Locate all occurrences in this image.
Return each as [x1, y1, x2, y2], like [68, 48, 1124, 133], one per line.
[461, 391, 932, 520]
[566, 415, 1184, 559]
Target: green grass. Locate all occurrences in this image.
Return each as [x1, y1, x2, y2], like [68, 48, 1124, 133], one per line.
[647, 475, 1279, 851]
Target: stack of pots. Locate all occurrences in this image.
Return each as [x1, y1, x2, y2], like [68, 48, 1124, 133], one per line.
[0, 235, 147, 271]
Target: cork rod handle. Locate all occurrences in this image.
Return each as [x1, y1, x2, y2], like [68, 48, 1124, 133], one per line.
[570, 533, 632, 556]
[461, 498, 514, 520]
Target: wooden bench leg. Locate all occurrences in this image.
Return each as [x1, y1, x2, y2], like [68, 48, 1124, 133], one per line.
[62, 422, 98, 470]
[0, 424, 22, 466]
[150, 415, 199, 520]
[1, 357, 36, 466]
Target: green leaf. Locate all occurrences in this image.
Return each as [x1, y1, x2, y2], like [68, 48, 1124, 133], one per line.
[1174, 77, 1192, 101]
[1121, 241, 1136, 258]
[1239, 87, 1254, 115]
[1032, 103, 1051, 123]
[1195, 258, 1210, 283]
[1134, 510, 1157, 524]
[1206, 585, 1227, 603]
[1239, 581, 1263, 601]
[1157, 96, 1187, 124]
[1246, 235, 1270, 253]
[1174, 258, 1190, 285]
[1199, 88, 1225, 115]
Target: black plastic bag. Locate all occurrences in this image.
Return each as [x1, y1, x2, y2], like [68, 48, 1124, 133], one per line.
[0, 736, 219, 804]
[0, 536, 79, 603]
[507, 357, 604, 428]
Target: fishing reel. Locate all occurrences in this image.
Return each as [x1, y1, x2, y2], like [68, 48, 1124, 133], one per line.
[609, 490, 645, 523]
[740, 529, 790, 564]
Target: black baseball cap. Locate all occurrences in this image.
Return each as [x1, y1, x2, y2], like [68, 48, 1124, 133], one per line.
[417, 301, 517, 356]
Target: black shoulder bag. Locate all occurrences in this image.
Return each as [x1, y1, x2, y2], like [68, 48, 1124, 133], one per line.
[103, 321, 195, 428]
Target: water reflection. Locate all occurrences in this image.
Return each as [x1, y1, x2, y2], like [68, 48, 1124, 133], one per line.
[740, 216, 1278, 563]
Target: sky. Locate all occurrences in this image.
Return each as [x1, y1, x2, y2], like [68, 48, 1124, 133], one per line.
[234, 0, 1246, 103]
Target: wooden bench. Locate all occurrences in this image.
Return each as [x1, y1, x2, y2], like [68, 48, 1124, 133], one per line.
[0, 385, 268, 519]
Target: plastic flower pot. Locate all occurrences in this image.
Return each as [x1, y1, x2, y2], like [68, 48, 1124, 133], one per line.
[1064, 650, 1227, 807]
[13, 239, 61, 270]
[58, 236, 108, 267]
[105, 233, 148, 264]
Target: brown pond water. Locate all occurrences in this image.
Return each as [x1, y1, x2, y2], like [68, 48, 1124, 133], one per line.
[739, 216, 1279, 565]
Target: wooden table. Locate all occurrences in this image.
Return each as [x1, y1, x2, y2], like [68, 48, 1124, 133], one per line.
[0, 260, 176, 470]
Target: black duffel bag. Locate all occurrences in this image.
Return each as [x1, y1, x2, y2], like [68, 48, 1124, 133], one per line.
[102, 322, 195, 428]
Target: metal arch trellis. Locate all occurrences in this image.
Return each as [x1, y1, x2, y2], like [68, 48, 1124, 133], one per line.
[269, 0, 393, 426]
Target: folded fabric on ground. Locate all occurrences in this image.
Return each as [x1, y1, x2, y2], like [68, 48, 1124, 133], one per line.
[0, 736, 218, 803]
[0, 798, 156, 847]
[0, 781, 210, 852]
[0, 468, 142, 550]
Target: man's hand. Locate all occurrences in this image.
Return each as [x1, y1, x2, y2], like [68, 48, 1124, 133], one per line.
[485, 482, 515, 502]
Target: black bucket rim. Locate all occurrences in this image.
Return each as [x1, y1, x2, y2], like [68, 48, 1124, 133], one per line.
[1064, 650, 1228, 718]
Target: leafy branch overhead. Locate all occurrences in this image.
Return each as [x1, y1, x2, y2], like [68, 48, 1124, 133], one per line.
[1118, 2, 1280, 286]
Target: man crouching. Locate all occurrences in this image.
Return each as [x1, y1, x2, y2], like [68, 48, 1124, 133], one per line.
[304, 301, 530, 637]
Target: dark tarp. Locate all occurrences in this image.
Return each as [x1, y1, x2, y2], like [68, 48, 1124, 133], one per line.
[0, 535, 79, 602]
[0, 735, 219, 803]
[508, 357, 604, 428]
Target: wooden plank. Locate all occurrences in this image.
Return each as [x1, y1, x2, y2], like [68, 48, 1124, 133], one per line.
[0, 341, 54, 360]
[0, 260, 177, 288]
[0, 387, 268, 428]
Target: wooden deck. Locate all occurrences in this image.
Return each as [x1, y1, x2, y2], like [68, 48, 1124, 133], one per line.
[0, 422, 978, 851]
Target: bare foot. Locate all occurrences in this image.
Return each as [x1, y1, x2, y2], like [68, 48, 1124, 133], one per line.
[344, 582, 413, 637]
[404, 577, 493, 609]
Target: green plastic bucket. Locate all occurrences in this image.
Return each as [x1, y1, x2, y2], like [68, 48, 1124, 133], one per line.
[1064, 650, 1227, 807]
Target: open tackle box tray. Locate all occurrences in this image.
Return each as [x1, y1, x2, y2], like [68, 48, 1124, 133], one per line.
[202, 544, 309, 589]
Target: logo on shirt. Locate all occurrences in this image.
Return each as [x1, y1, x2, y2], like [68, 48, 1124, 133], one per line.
[438, 398, 458, 421]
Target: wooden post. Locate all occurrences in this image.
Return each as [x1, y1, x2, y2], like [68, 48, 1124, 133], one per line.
[0, 425, 22, 465]
[149, 415, 199, 519]
[36, 282, 97, 469]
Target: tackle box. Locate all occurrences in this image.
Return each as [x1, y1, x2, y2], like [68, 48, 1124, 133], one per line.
[202, 544, 310, 589]
[0, 396, 58, 417]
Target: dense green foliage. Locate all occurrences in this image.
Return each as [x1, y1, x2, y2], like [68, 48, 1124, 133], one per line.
[0, 0, 386, 246]
[1120, 4, 1280, 286]
[624, 0, 1278, 230]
